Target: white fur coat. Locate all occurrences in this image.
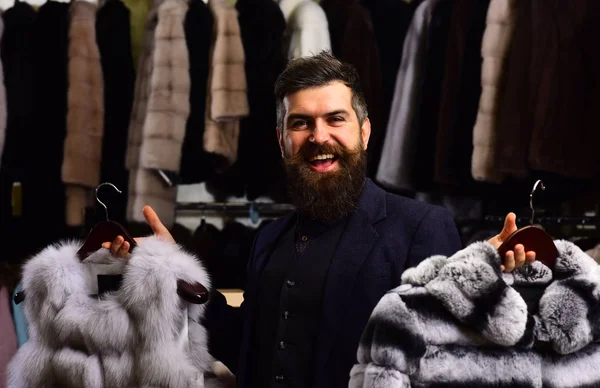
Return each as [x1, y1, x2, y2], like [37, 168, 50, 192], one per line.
[351, 240, 600, 388]
[6, 237, 233, 388]
[278, 0, 331, 60]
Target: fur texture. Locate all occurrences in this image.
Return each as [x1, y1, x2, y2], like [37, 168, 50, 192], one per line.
[351, 240, 600, 388]
[6, 237, 233, 388]
[0, 13, 6, 167]
[62, 0, 104, 226]
[278, 0, 331, 60]
[203, 0, 248, 167]
[471, 0, 518, 183]
[126, 0, 189, 228]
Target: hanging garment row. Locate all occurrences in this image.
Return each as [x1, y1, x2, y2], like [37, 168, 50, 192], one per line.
[0, 0, 423, 265]
[375, 0, 600, 194]
[0, 0, 325, 262]
[2, 0, 598, 265]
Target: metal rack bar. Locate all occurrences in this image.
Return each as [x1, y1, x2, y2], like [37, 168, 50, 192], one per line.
[483, 215, 600, 226]
[175, 202, 296, 217]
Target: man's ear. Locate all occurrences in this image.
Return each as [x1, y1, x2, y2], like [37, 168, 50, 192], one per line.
[276, 127, 285, 158]
[361, 118, 371, 150]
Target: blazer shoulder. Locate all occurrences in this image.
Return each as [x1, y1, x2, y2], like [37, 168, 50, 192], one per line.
[384, 191, 453, 224]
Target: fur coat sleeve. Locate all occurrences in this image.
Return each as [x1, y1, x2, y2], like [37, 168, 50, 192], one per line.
[375, 0, 439, 192]
[203, 0, 248, 167]
[350, 240, 600, 388]
[125, 0, 190, 229]
[6, 236, 234, 388]
[62, 0, 104, 226]
[471, 0, 517, 183]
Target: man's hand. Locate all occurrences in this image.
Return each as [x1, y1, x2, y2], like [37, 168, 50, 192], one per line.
[488, 212, 536, 272]
[102, 206, 175, 258]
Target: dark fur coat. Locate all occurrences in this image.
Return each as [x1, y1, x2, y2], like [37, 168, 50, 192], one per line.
[351, 240, 600, 388]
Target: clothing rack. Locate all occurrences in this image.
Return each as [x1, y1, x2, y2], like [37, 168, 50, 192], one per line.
[175, 202, 296, 217]
[483, 215, 600, 226]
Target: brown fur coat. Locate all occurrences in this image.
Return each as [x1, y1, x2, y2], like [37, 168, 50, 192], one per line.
[62, 0, 104, 226]
[203, 0, 248, 167]
[126, 0, 190, 228]
[0, 15, 6, 166]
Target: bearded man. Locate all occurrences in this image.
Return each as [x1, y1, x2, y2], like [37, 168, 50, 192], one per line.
[105, 52, 535, 388]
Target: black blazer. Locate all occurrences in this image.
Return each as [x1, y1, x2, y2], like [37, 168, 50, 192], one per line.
[206, 179, 462, 387]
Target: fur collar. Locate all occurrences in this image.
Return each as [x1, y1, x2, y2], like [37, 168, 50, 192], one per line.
[400, 240, 600, 354]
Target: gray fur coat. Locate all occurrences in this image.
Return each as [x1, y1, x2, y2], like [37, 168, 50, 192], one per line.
[6, 237, 233, 388]
[350, 240, 600, 388]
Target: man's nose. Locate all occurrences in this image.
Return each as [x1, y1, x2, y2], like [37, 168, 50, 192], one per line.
[310, 121, 330, 144]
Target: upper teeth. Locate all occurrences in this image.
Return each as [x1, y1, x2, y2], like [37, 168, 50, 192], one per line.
[310, 154, 334, 161]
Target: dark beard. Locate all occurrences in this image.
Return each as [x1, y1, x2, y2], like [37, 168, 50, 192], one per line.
[283, 142, 367, 223]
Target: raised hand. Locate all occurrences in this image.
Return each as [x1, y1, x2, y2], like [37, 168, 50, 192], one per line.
[487, 212, 536, 272]
[102, 206, 175, 258]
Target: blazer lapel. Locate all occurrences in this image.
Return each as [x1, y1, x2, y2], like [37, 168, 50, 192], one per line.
[314, 179, 385, 371]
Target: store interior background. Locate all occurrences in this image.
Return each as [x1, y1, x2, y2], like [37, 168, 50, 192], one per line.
[0, 0, 599, 309]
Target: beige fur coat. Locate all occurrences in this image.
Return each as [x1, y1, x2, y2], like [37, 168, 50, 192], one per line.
[471, 0, 517, 183]
[203, 0, 248, 167]
[62, 0, 104, 226]
[126, 0, 190, 228]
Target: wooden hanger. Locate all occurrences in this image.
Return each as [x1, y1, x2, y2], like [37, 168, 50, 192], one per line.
[15, 183, 209, 305]
[498, 180, 558, 268]
[77, 182, 137, 260]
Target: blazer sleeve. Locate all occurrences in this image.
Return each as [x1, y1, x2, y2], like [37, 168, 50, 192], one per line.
[405, 206, 462, 270]
[349, 290, 425, 388]
[202, 224, 263, 374]
[202, 289, 242, 373]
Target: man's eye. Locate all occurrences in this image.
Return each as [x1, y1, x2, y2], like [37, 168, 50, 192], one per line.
[329, 117, 344, 123]
[291, 120, 308, 128]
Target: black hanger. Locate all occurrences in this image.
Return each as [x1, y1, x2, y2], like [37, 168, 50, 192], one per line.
[498, 180, 558, 269]
[15, 182, 209, 305]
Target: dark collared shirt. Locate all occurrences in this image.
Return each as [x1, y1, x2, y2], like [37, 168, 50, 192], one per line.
[252, 214, 349, 387]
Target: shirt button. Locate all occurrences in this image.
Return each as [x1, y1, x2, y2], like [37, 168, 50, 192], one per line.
[275, 375, 284, 382]
[279, 341, 286, 350]
[283, 311, 289, 320]
[301, 235, 308, 242]
[286, 279, 295, 287]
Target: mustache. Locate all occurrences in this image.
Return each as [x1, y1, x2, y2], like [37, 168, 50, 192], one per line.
[289, 142, 355, 162]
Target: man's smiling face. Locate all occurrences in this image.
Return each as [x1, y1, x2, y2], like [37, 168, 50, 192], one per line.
[277, 81, 371, 222]
[277, 80, 370, 169]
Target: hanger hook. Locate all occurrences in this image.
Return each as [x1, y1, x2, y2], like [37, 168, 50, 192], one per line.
[95, 182, 122, 221]
[530, 180, 545, 226]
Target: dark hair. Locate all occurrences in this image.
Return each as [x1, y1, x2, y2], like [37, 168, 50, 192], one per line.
[274, 51, 368, 130]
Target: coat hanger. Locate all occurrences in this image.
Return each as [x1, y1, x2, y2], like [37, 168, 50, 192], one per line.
[14, 183, 209, 306]
[84, 183, 209, 304]
[498, 180, 558, 269]
[77, 182, 137, 261]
